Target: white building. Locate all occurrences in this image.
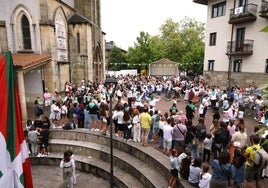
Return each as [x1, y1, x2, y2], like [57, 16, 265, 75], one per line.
[194, 0, 268, 87]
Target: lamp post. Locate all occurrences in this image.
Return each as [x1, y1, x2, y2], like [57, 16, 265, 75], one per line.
[105, 76, 118, 188]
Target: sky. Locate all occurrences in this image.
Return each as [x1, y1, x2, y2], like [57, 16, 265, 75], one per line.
[101, 0, 207, 51]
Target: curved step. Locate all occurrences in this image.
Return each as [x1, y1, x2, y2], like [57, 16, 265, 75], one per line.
[48, 139, 168, 188]
[30, 152, 142, 188]
[50, 129, 171, 179]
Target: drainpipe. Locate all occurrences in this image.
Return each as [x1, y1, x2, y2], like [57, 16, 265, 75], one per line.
[227, 0, 236, 88]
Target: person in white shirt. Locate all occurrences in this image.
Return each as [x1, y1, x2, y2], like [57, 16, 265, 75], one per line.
[168, 149, 179, 188]
[199, 164, 212, 188]
[163, 118, 174, 156]
[203, 133, 212, 163]
[132, 110, 141, 143]
[60, 150, 76, 188]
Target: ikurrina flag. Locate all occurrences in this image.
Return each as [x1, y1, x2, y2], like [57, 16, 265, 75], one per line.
[0, 52, 33, 188]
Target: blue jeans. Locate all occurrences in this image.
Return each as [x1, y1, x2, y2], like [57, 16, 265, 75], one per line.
[189, 143, 199, 158]
[88, 114, 98, 123]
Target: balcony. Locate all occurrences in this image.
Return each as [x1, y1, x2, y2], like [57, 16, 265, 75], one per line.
[259, 1, 268, 18]
[192, 0, 208, 5]
[229, 4, 257, 24]
[226, 40, 254, 56]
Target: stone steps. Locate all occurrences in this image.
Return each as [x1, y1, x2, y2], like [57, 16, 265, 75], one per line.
[33, 129, 191, 188]
[47, 138, 168, 188]
[30, 152, 142, 188]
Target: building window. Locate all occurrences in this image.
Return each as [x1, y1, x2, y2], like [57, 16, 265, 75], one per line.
[208, 60, 215, 71]
[265, 59, 268, 73]
[233, 59, 242, 72]
[209, 33, 217, 46]
[212, 1, 226, 18]
[77, 33, 80, 53]
[21, 15, 31, 50]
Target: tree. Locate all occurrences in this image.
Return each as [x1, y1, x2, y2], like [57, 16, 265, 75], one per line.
[159, 18, 183, 62]
[158, 17, 205, 74]
[126, 32, 164, 72]
[107, 46, 126, 71]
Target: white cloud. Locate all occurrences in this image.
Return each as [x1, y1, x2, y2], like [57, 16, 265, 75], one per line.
[101, 0, 207, 50]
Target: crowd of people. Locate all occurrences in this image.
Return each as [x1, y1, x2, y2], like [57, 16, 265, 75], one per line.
[25, 74, 268, 188]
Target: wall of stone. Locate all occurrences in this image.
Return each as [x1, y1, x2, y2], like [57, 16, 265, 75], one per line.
[203, 71, 268, 88]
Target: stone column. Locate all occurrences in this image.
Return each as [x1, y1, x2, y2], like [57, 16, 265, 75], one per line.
[17, 70, 27, 120]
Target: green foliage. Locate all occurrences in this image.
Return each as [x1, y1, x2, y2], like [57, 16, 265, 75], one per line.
[107, 17, 205, 75]
[108, 46, 127, 71]
[260, 26, 268, 32]
[158, 17, 205, 73]
[126, 32, 165, 72]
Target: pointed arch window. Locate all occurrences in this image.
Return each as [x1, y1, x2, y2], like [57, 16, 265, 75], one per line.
[21, 15, 31, 50]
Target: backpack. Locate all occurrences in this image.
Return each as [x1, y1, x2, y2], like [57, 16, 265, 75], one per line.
[232, 148, 245, 168]
[196, 125, 206, 141]
[214, 128, 227, 144]
[254, 148, 268, 169]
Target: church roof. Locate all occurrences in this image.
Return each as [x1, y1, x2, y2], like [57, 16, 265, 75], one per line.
[68, 13, 93, 25]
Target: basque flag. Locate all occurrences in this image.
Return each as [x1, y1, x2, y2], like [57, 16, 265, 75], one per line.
[0, 52, 33, 188]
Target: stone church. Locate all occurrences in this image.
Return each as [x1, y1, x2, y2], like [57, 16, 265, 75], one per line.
[0, 0, 105, 120]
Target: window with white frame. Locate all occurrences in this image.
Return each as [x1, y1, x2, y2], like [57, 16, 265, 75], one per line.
[212, 1, 226, 18]
[233, 59, 242, 72]
[208, 60, 215, 71]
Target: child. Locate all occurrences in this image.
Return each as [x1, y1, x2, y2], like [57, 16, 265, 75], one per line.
[257, 107, 264, 122]
[27, 126, 40, 156]
[199, 164, 212, 188]
[67, 150, 76, 185]
[188, 158, 202, 187]
[26, 119, 33, 130]
[203, 133, 212, 163]
[199, 103, 204, 118]
[60, 150, 75, 187]
[227, 118, 236, 137]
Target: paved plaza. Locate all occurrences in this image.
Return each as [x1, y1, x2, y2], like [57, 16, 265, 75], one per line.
[30, 96, 268, 187]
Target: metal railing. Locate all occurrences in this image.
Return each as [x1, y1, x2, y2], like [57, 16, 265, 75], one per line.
[229, 3, 257, 20]
[226, 40, 254, 54]
[260, 0, 268, 13]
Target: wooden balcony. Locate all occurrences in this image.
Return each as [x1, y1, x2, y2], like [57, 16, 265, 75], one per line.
[259, 1, 268, 18]
[229, 4, 257, 24]
[226, 40, 254, 56]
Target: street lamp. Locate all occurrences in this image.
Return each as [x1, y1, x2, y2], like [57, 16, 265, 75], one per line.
[105, 76, 118, 188]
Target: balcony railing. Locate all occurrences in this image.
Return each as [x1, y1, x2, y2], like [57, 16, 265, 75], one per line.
[229, 3, 257, 24]
[226, 40, 254, 56]
[259, 0, 268, 18]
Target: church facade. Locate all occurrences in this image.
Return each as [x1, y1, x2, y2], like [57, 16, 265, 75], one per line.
[0, 0, 105, 120]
